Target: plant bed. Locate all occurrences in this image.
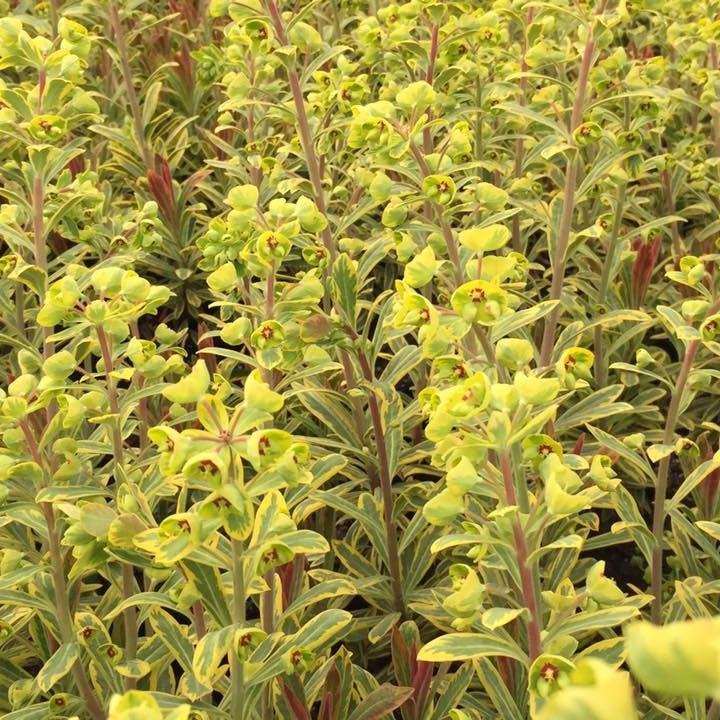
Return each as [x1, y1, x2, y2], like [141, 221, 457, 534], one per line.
[0, 1, 718, 719]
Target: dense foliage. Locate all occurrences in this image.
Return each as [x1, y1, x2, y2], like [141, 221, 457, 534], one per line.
[0, 0, 719, 718]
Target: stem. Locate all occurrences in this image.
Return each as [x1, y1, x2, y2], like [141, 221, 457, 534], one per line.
[593, 184, 627, 386]
[231, 539, 246, 720]
[43, 504, 106, 720]
[108, 3, 154, 170]
[650, 344, 696, 623]
[49, 0, 59, 38]
[709, 44, 720, 159]
[539, 3, 607, 367]
[500, 453, 542, 661]
[511, 7, 535, 252]
[20, 423, 104, 719]
[662, 169, 682, 261]
[651, 297, 720, 623]
[96, 327, 125, 469]
[264, 0, 335, 261]
[261, 569, 275, 720]
[33, 177, 54, 362]
[97, 327, 137, 684]
[355, 345, 406, 617]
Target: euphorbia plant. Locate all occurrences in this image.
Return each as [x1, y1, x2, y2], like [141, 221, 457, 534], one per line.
[1, 0, 720, 719]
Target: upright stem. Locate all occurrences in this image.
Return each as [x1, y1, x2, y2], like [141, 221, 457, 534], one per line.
[500, 453, 542, 661]
[108, 3, 154, 170]
[661, 169, 682, 261]
[230, 539, 246, 720]
[263, 0, 374, 493]
[27, 53, 103, 720]
[261, 569, 275, 720]
[539, 3, 607, 366]
[49, 0, 59, 38]
[96, 326, 137, 684]
[709, 43, 720, 159]
[264, 0, 335, 261]
[20, 424, 104, 720]
[511, 7, 535, 252]
[43, 504, 107, 720]
[593, 184, 627, 386]
[355, 345, 406, 617]
[33, 177, 54, 362]
[651, 296, 720, 623]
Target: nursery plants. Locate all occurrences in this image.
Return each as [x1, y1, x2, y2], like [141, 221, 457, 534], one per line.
[0, 0, 719, 718]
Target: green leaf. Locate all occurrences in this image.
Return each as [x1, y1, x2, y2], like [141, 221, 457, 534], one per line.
[331, 253, 358, 323]
[490, 300, 559, 342]
[368, 612, 401, 644]
[481, 607, 526, 630]
[474, 658, 525, 720]
[547, 607, 640, 641]
[696, 521, 720, 541]
[103, 592, 176, 621]
[347, 683, 414, 720]
[291, 608, 352, 651]
[554, 386, 632, 432]
[36, 642, 79, 692]
[162, 360, 210, 404]
[667, 453, 720, 510]
[282, 578, 356, 619]
[417, 632, 526, 663]
[429, 663, 475, 720]
[192, 626, 235, 687]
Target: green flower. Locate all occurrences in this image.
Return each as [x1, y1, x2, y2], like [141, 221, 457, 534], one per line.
[555, 347, 594, 389]
[250, 321, 285, 350]
[27, 114, 66, 142]
[529, 654, 575, 698]
[451, 280, 508, 325]
[458, 224, 510, 253]
[423, 174, 456, 205]
[182, 451, 229, 489]
[587, 455, 620, 491]
[585, 561, 625, 607]
[256, 231, 291, 263]
[496, 339, 533, 371]
[443, 564, 485, 627]
[423, 487, 464, 526]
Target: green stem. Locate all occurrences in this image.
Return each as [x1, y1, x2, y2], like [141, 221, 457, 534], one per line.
[264, 0, 335, 261]
[651, 296, 720, 623]
[108, 3, 154, 170]
[539, 2, 607, 367]
[709, 43, 720, 159]
[49, 0, 59, 37]
[500, 452, 542, 661]
[43, 505, 107, 719]
[20, 423, 104, 719]
[661, 169, 682, 261]
[511, 7, 535, 252]
[96, 326, 137, 684]
[231, 539, 246, 720]
[32, 177, 54, 362]
[593, 183, 627, 386]
[261, 569, 275, 720]
[354, 343, 406, 617]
